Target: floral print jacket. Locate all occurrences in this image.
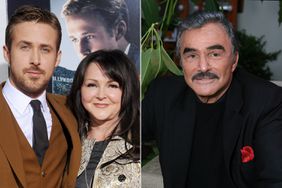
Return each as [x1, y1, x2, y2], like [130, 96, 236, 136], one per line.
[78, 136, 140, 188]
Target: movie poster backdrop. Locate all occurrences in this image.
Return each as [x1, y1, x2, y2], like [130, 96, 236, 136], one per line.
[50, 0, 140, 95]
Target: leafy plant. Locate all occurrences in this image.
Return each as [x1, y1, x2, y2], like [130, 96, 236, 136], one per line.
[141, 0, 183, 99]
[237, 30, 281, 80]
[141, 0, 182, 165]
[141, 24, 183, 99]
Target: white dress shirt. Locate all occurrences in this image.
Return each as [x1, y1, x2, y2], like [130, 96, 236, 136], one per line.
[2, 79, 52, 146]
[124, 43, 131, 55]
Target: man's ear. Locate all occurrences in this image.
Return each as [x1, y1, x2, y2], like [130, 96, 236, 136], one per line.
[3, 45, 11, 65]
[232, 51, 239, 72]
[115, 20, 127, 41]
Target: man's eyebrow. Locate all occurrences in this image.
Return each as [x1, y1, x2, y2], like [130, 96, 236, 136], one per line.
[18, 40, 53, 49]
[81, 32, 90, 36]
[40, 44, 53, 49]
[183, 47, 196, 54]
[207, 44, 225, 51]
[69, 31, 95, 38]
[18, 40, 32, 46]
[81, 30, 97, 36]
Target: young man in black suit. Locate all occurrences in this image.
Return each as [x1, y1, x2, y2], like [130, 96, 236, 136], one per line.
[142, 11, 282, 188]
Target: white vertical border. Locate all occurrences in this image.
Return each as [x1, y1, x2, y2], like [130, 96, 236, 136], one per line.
[0, 0, 9, 82]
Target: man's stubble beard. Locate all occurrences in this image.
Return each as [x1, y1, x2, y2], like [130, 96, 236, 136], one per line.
[10, 67, 51, 98]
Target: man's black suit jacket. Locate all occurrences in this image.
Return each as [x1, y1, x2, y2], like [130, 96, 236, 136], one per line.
[142, 68, 282, 188]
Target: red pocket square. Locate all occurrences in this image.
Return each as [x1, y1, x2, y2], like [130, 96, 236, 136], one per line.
[240, 146, 254, 163]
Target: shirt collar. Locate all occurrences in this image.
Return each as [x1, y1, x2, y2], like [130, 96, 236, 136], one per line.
[2, 78, 48, 114]
[124, 43, 131, 55]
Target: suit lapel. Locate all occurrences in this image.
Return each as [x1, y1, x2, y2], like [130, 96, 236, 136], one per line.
[0, 83, 27, 187]
[166, 88, 196, 186]
[47, 94, 81, 183]
[222, 78, 244, 176]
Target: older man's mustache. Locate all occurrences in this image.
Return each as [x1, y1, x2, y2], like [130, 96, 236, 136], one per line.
[192, 72, 219, 81]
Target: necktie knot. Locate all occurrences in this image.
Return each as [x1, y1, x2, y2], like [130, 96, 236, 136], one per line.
[30, 100, 41, 112]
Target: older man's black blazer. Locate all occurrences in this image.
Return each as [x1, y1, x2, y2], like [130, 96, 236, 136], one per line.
[142, 68, 282, 188]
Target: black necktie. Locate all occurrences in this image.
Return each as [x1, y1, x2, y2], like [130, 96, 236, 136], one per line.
[30, 100, 49, 166]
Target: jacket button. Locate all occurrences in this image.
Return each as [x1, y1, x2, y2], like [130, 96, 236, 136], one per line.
[118, 174, 126, 182]
[41, 171, 46, 177]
